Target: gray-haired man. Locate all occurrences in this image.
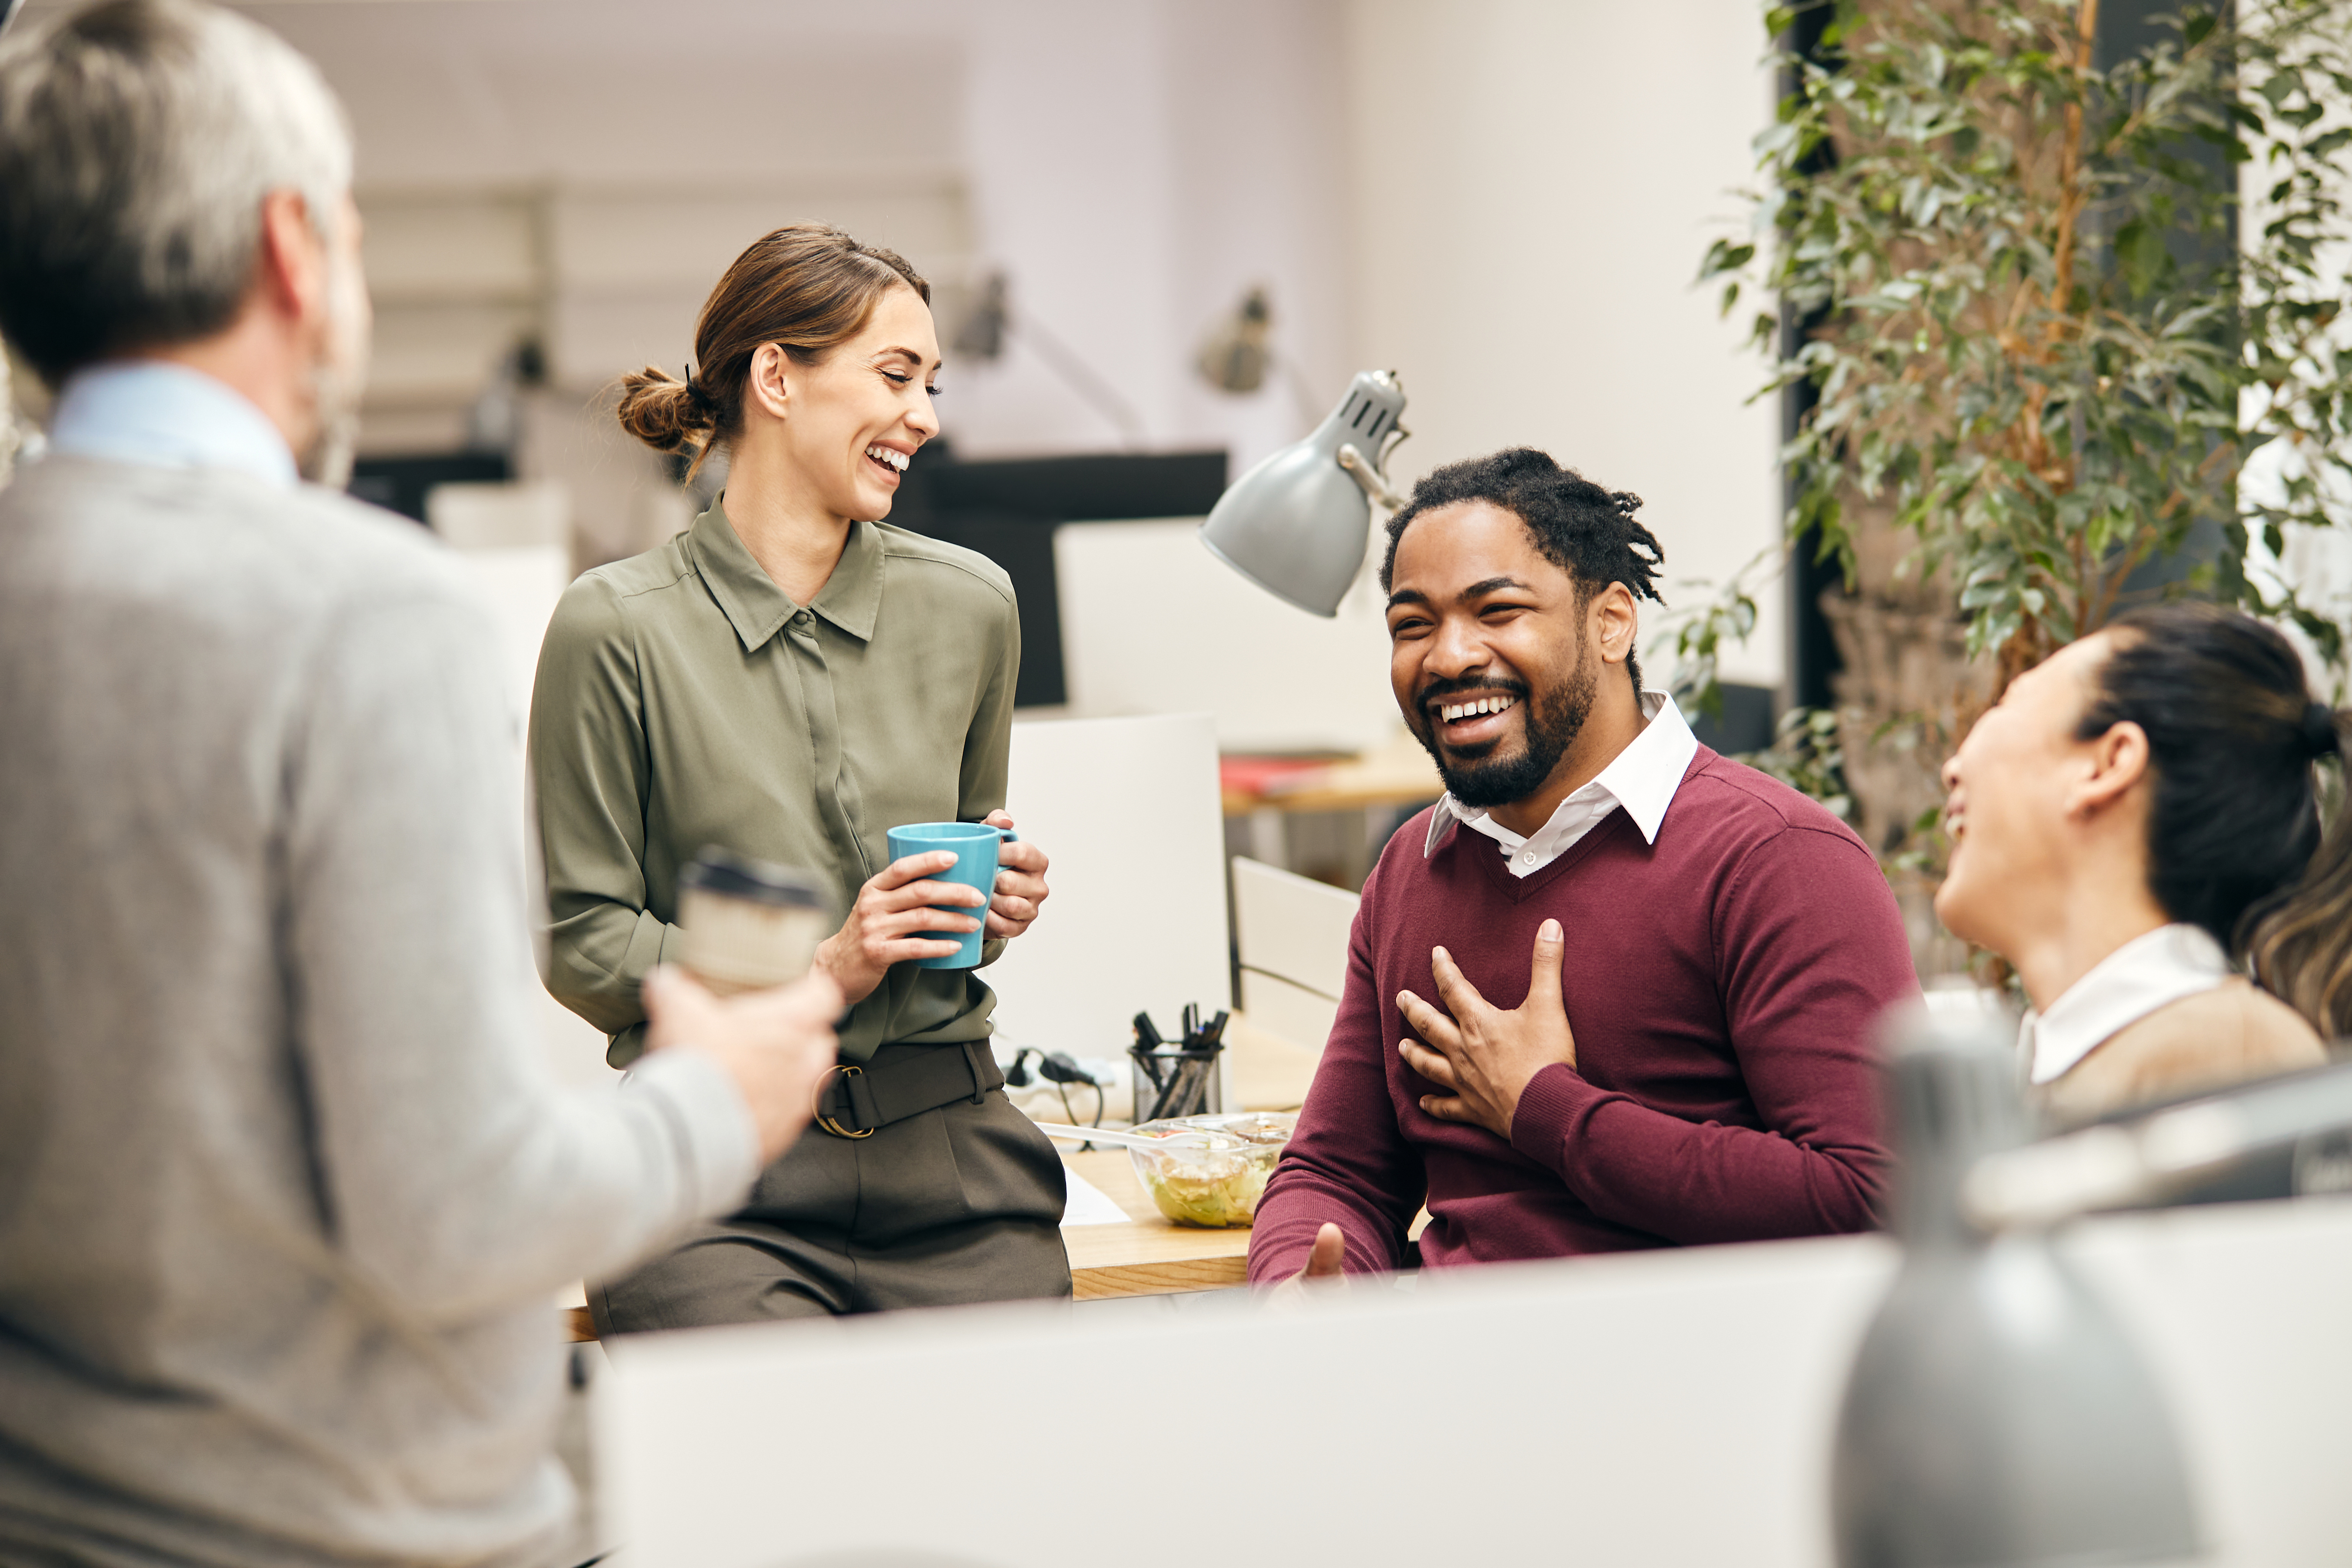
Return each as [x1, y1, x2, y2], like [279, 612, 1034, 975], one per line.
[0, 3, 842, 1563]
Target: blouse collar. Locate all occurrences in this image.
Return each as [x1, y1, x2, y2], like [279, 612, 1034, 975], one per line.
[690, 498, 884, 651]
[2021, 923, 2233, 1084]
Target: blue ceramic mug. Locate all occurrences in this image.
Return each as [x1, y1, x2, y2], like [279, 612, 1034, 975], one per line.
[885, 821, 1018, 970]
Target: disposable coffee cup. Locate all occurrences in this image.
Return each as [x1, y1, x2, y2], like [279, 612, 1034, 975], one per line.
[675, 847, 833, 996]
[885, 821, 1016, 970]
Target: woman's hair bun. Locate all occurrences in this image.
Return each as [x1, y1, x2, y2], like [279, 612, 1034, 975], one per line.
[616, 364, 716, 456]
[2301, 701, 2341, 760]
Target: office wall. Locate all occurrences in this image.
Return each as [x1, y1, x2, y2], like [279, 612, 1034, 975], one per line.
[18, 0, 1782, 706]
[209, 0, 1353, 467]
[1342, 0, 1787, 691]
[1046, 0, 1791, 747]
[948, 0, 1354, 476]
[184, 0, 1358, 568]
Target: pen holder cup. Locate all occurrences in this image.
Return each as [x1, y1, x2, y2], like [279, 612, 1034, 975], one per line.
[1130, 1044, 1222, 1122]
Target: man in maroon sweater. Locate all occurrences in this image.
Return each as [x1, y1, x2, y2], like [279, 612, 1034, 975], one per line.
[1248, 449, 1917, 1292]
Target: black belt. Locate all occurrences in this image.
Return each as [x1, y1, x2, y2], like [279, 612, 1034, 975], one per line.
[813, 1041, 1003, 1138]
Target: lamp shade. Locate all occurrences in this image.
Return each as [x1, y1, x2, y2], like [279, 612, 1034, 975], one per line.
[1198, 370, 1408, 616]
[1831, 1003, 2201, 1568]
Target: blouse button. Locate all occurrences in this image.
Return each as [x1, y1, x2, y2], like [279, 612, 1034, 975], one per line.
[1520, 851, 1537, 865]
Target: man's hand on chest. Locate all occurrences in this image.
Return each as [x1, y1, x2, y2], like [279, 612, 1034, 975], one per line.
[1396, 918, 1578, 1142]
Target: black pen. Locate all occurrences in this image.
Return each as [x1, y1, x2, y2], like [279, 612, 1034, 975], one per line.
[1134, 1011, 1163, 1050]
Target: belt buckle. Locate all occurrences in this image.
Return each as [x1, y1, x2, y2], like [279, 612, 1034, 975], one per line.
[814, 1063, 875, 1139]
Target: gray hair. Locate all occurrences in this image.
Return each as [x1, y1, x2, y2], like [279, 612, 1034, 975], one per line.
[0, 0, 352, 386]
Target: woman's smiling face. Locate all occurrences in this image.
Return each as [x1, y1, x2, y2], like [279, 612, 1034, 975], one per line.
[768, 282, 942, 522]
[1933, 631, 2116, 949]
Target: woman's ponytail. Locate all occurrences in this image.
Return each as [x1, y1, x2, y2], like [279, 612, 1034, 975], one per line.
[2249, 704, 2352, 1043]
[616, 364, 717, 465]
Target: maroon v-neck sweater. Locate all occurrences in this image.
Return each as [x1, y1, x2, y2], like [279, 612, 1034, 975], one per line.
[1248, 746, 1917, 1281]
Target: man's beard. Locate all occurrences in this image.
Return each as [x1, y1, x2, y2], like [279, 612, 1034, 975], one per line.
[299, 253, 369, 489]
[1416, 641, 1597, 809]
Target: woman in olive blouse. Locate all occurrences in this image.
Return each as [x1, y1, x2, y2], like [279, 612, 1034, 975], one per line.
[530, 224, 1068, 1330]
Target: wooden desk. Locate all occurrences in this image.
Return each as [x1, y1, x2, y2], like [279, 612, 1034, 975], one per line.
[1222, 741, 1441, 885]
[1220, 744, 1442, 818]
[1060, 1148, 1251, 1301]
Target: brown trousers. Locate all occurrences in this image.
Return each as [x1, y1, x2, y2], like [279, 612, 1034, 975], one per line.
[591, 1082, 1071, 1333]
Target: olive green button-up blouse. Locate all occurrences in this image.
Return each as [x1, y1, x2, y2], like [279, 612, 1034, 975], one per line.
[529, 501, 1018, 1066]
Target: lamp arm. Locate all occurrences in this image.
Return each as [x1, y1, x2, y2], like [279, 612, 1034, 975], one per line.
[1013, 315, 1148, 449]
[1962, 1059, 2352, 1230]
[1337, 442, 1406, 511]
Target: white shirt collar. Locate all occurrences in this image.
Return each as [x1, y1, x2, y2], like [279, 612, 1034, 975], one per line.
[1423, 689, 1699, 873]
[47, 361, 298, 488]
[2021, 923, 2233, 1085]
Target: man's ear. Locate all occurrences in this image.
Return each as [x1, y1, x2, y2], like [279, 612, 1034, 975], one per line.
[2069, 720, 2150, 818]
[1589, 581, 1639, 666]
[255, 189, 329, 329]
[744, 343, 792, 422]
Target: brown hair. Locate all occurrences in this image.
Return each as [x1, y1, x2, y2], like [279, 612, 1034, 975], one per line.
[2248, 721, 2352, 1044]
[2076, 602, 2352, 1041]
[616, 222, 928, 479]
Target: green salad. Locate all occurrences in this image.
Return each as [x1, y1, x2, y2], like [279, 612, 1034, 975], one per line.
[1136, 1144, 1272, 1228]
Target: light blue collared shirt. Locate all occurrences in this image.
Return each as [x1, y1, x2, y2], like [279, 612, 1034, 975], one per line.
[47, 361, 298, 488]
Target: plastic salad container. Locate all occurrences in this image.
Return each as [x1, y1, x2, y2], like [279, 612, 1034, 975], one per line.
[1126, 1112, 1298, 1228]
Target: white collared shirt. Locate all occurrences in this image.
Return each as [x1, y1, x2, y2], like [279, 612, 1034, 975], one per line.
[2020, 923, 2233, 1084]
[47, 360, 297, 487]
[1423, 689, 1700, 876]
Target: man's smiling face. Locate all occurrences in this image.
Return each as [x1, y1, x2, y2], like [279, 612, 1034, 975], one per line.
[1384, 499, 1598, 809]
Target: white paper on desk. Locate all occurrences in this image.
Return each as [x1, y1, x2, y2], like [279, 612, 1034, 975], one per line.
[1060, 1167, 1131, 1227]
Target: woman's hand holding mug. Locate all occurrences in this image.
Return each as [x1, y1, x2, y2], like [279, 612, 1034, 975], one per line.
[814, 851, 986, 1005]
[981, 808, 1050, 940]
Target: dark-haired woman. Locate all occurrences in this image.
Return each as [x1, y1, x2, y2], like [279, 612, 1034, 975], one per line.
[1936, 602, 2346, 1127]
[529, 224, 1069, 1330]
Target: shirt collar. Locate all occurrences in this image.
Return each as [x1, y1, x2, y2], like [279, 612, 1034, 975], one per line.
[689, 498, 884, 652]
[1423, 688, 1699, 858]
[2021, 923, 2233, 1085]
[47, 361, 297, 487]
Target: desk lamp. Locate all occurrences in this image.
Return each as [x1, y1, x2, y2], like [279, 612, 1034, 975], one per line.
[1839, 1021, 2352, 1565]
[1198, 369, 1409, 616]
[1831, 1003, 2201, 1568]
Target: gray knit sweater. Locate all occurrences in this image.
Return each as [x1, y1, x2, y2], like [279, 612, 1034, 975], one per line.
[0, 456, 759, 1566]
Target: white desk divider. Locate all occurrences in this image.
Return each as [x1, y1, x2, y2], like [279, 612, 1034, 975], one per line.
[1233, 968, 1339, 1057]
[982, 713, 1232, 1067]
[1230, 856, 1357, 998]
[598, 1197, 2352, 1567]
[1231, 856, 1356, 1053]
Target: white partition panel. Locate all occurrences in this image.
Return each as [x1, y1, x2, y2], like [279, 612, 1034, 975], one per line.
[601, 1198, 2352, 1568]
[982, 713, 1231, 1062]
[1235, 969, 1340, 1054]
[1231, 855, 1358, 998]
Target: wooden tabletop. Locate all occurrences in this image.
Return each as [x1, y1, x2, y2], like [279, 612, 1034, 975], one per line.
[1221, 744, 1443, 818]
[1060, 1148, 1253, 1300]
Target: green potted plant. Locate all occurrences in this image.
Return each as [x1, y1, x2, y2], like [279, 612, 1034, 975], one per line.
[1681, 0, 2352, 915]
